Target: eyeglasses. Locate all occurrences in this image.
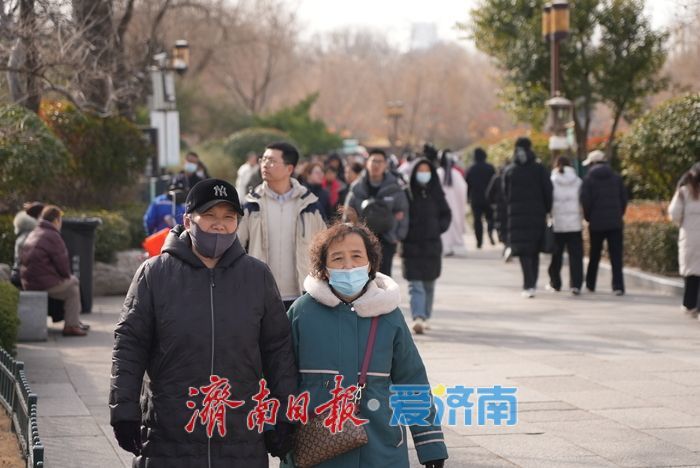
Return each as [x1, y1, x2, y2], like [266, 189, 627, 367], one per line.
[261, 157, 284, 167]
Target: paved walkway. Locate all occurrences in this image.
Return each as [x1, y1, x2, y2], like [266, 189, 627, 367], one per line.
[16, 239, 700, 467]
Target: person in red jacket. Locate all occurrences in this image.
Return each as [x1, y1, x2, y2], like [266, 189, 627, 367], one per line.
[20, 205, 89, 336]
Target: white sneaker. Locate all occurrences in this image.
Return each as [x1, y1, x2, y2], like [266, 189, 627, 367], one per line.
[681, 306, 699, 319]
[521, 289, 535, 298]
[424, 319, 431, 330]
[412, 318, 425, 334]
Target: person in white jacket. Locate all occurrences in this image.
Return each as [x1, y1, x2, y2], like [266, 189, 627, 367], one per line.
[668, 162, 700, 319]
[547, 157, 584, 295]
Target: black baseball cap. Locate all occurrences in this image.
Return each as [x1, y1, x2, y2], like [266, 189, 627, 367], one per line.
[185, 179, 243, 215]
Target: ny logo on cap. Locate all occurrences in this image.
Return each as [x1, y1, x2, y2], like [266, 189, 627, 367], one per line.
[213, 185, 228, 198]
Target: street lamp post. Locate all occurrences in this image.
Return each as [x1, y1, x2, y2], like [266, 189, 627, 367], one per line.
[385, 100, 404, 154]
[542, 1, 573, 156]
[149, 40, 190, 174]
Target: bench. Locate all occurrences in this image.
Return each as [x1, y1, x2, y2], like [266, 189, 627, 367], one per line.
[17, 291, 48, 342]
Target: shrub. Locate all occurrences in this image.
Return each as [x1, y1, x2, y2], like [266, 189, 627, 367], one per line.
[0, 214, 14, 266]
[223, 127, 293, 170]
[254, 93, 343, 156]
[0, 104, 69, 208]
[40, 101, 152, 209]
[620, 93, 700, 200]
[115, 203, 150, 248]
[64, 210, 130, 264]
[192, 139, 237, 183]
[624, 222, 678, 276]
[0, 282, 20, 354]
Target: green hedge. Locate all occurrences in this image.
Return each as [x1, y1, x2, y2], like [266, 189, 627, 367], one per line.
[65, 210, 130, 264]
[115, 203, 149, 249]
[0, 282, 20, 354]
[0, 214, 14, 266]
[624, 222, 678, 276]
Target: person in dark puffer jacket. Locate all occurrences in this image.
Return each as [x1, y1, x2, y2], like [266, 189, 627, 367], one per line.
[110, 179, 298, 468]
[401, 159, 452, 334]
[502, 137, 553, 298]
[580, 150, 628, 295]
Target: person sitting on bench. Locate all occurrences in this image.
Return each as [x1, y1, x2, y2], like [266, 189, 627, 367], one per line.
[20, 205, 89, 336]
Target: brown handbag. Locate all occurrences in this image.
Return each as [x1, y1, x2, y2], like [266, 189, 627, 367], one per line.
[293, 316, 380, 468]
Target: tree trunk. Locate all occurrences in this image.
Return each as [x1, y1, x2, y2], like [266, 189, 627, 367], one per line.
[9, 0, 42, 113]
[72, 0, 115, 114]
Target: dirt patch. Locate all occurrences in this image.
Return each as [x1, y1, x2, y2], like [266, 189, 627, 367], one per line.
[0, 410, 23, 468]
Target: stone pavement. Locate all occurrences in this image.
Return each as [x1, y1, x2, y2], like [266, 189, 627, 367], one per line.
[16, 239, 700, 468]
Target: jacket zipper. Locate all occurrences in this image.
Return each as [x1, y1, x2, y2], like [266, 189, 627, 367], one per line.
[208, 268, 215, 468]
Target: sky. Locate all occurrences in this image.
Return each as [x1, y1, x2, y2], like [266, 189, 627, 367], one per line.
[293, 0, 676, 49]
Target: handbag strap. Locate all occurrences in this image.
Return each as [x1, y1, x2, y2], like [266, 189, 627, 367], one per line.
[358, 316, 380, 387]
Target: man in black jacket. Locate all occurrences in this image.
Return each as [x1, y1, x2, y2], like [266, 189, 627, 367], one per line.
[110, 179, 297, 467]
[466, 148, 496, 248]
[580, 150, 628, 295]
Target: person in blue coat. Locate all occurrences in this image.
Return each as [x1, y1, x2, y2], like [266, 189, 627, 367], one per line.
[285, 222, 448, 468]
[143, 181, 187, 235]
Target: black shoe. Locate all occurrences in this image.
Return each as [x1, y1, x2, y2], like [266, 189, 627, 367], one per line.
[488, 232, 495, 245]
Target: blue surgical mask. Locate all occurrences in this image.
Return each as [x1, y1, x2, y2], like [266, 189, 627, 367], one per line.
[328, 264, 370, 297]
[185, 162, 198, 174]
[416, 172, 432, 185]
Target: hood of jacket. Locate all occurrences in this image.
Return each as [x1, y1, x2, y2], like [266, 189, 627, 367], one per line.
[588, 162, 615, 180]
[409, 158, 441, 196]
[161, 224, 246, 269]
[552, 166, 580, 186]
[303, 272, 400, 318]
[13, 211, 38, 236]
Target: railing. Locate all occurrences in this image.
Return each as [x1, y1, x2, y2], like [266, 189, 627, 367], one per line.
[0, 347, 43, 468]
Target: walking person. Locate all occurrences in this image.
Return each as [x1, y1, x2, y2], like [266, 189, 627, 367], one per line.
[502, 137, 553, 298]
[301, 162, 332, 223]
[580, 150, 628, 295]
[110, 179, 298, 467]
[402, 160, 452, 334]
[438, 151, 467, 256]
[466, 148, 496, 248]
[285, 222, 448, 468]
[668, 162, 700, 318]
[344, 148, 409, 276]
[547, 157, 584, 295]
[238, 142, 327, 310]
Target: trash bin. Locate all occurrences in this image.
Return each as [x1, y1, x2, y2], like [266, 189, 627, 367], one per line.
[60, 217, 101, 313]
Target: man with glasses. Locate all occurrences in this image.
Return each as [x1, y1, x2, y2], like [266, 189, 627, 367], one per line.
[237, 141, 327, 309]
[344, 148, 409, 276]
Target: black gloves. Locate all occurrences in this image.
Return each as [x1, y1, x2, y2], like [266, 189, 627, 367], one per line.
[113, 421, 142, 456]
[264, 421, 296, 460]
[424, 459, 445, 468]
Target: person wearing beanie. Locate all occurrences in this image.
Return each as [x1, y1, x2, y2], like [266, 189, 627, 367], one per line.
[465, 147, 497, 248]
[110, 178, 298, 466]
[580, 149, 628, 295]
[502, 137, 553, 298]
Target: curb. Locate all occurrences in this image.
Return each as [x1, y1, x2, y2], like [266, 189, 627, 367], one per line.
[596, 261, 683, 297]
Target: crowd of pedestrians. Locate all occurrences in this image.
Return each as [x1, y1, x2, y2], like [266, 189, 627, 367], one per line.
[3, 133, 684, 468]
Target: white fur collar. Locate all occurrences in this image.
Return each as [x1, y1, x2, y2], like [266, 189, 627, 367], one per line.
[303, 273, 401, 317]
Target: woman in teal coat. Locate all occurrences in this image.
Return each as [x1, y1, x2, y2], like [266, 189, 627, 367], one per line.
[285, 222, 448, 467]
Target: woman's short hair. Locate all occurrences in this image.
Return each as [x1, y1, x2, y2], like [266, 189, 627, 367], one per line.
[309, 222, 382, 280]
[39, 205, 63, 223]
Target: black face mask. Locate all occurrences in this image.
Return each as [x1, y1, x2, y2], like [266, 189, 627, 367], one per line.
[188, 221, 236, 259]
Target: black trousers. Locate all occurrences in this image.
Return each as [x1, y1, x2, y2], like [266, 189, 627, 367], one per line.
[380, 240, 397, 277]
[472, 203, 494, 247]
[683, 276, 700, 310]
[548, 231, 584, 290]
[519, 254, 540, 290]
[586, 228, 624, 292]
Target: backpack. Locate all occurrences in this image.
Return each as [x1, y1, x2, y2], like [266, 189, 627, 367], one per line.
[360, 197, 394, 235]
